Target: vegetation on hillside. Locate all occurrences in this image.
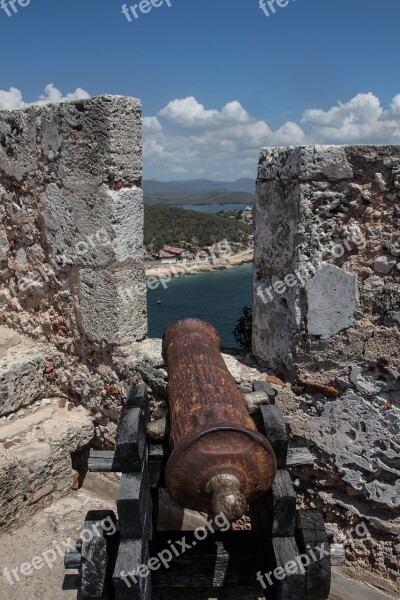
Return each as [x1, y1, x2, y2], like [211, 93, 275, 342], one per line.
[144, 204, 252, 253]
[233, 306, 253, 350]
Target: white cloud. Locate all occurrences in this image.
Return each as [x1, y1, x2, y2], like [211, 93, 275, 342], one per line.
[158, 97, 251, 129]
[144, 92, 400, 178]
[142, 116, 163, 133]
[0, 87, 23, 110]
[145, 96, 308, 178]
[0, 83, 90, 110]
[159, 96, 219, 128]
[302, 92, 400, 143]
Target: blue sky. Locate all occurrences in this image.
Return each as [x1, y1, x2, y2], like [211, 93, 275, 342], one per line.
[1, 0, 399, 179]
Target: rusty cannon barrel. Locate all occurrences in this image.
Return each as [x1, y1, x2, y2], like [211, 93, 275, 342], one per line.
[162, 318, 277, 522]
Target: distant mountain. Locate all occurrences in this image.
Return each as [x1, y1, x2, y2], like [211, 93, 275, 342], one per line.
[143, 178, 255, 205]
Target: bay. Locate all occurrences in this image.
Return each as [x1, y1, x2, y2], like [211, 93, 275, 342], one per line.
[178, 203, 251, 214]
[147, 263, 253, 348]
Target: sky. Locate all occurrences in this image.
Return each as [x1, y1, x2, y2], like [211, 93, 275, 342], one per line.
[1, 0, 399, 180]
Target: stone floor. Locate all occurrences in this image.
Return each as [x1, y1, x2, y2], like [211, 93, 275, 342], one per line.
[0, 476, 397, 600]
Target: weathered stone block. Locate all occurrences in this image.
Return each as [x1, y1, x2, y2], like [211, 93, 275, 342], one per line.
[0, 326, 47, 417]
[253, 144, 400, 513]
[0, 95, 145, 353]
[0, 404, 95, 530]
[253, 145, 400, 381]
[258, 145, 354, 182]
[0, 107, 37, 181]
[41, 95, 142, 183]
[78, 267, 147, 344]
[43, 183, 143, 268]
[306, 264, 357, 338]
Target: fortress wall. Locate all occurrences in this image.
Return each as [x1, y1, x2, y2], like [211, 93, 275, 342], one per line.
[253, 145, 400, 519]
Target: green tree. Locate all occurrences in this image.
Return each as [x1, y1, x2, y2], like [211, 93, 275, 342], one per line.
[233, 306, 253, 350]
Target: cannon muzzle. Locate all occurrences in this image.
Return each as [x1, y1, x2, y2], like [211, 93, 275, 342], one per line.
[162, 318, 277, 521]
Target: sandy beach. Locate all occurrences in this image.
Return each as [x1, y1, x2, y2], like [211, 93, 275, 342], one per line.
[145, 248, 254, 279]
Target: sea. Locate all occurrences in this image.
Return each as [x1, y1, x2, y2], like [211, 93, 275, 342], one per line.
[147, 263, 253, 348]
[179, 203, 251, 214]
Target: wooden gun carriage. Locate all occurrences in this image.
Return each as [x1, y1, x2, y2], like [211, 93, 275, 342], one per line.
[64, 319, 335, 599]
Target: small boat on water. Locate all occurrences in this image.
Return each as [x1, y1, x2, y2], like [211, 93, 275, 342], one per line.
[157, 298, 162, 304]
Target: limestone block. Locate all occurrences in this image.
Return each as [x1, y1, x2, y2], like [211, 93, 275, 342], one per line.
[306, 264, 357, 338]
[78, 267, 147, 344]
[258, 145, 354, 181]
[0, 405, 95, 529]
[43, 183, 144, 268]
[42, 95, 142, 183]
[0, 326, 47, 417]
[253, 145, 400, 379]
[130, 337, 167, 398]
[0, 106, 37, 181]
[12, 442, 52, 468]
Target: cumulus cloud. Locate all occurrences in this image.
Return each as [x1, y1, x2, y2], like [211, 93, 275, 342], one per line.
[0, 83, 90, 110]
[142, 116, 163, 133]
[144, 92, 400, 178]
[159, 97, 251, 129]
[0, 87, 24, 110]
[302, 92, 400, 143]
[145, 96, 308, 178]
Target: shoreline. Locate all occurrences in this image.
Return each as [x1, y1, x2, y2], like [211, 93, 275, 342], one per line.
[145, 248, 254, 279]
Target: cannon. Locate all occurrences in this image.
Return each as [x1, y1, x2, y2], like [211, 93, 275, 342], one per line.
[67, 319, 334, 600]
[163, 318, 277, 521]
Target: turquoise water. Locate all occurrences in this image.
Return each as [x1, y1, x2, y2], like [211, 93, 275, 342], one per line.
[147, 263, 253, 348]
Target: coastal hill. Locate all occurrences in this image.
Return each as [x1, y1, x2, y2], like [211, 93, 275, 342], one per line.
[144, 204, 253, 253]
[143, 178, 255, 206]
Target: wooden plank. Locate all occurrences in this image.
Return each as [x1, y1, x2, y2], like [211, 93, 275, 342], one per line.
[127, 383, 150, 422]
[295, 510, 331, 600]
[249, 470, 296, 574]
[88, 450, 123, 473]
[90, 444, 314, 475]
[64, 546, 81, 569]
[115, 407, 146, 472]
[148, 444, 169, 488]
[257, 405, 289, 469]
[271, 470, 297, 537]
[81, 510, 117, 599]
[249, 491, 274, 573]
[117, 457, 152, 541]
[113, 539, 151, 600]
[273, 537, 306, 600]
[151, 531, 261, 588]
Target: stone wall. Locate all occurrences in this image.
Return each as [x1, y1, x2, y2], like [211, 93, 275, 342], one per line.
[252, 145, 400, 582]
[0, 95, 147, 529]
[0, 94, 146, 356]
